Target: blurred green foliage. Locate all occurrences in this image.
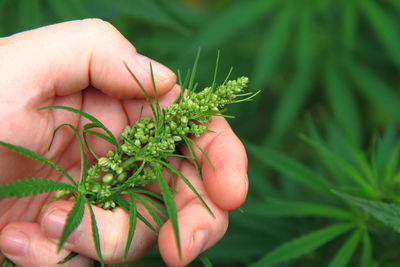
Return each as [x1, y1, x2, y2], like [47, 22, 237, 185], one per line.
[2, 0, 400, 266]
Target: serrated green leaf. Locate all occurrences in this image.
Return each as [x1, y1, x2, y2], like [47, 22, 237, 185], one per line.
[0, 140, 77, 187]
[152, 162, 181, 259]
[328, 229, 361, 267]
[58, 194, 85, 252]
[124, 191, 137, 260]
[247, 198, 352, 219]
[246, 142, 330, 195]
[86, 199, 104, 267]
[0, 178, 75, 197]
[251, 223, 354, 267]
[333, 191, 400, 233]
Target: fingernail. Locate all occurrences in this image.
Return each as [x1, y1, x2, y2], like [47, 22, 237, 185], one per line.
[0, 227, 28, 256]
[136, 54, 175, 79]
[187, 230, 208, 263]
[42, 209, 81, 243]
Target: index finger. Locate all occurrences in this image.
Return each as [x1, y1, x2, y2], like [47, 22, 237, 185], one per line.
[0, 19, 176, 102]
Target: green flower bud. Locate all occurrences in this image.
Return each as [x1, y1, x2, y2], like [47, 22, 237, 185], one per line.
[170, 121, 177, 130]
[98, 157, 110, 167]
[173, 136, 182, 142]
[103, 173, 114, 184]
[134, 139, 141, 147]
[181, 116, 188, 124]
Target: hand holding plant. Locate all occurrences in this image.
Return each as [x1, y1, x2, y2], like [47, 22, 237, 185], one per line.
[0, 19, 249, 267]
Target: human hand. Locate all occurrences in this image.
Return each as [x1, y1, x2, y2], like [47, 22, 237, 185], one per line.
[0, 19, 248, 267]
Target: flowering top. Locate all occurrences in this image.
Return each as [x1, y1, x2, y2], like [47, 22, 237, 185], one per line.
[56, 77, 249, 209]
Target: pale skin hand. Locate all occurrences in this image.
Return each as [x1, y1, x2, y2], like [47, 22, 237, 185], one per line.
[0, 19, 248, 267]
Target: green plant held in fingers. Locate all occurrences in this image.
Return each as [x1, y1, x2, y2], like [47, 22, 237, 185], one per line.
[0, 53, 258, 266]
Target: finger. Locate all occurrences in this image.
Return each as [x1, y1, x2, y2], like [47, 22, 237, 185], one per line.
[0, 222, 91, 267]
[182, 116, 248, 210]
[0, 19, 176, 102]
[39, 200, 159, 264]
[158, 161, 228, 267]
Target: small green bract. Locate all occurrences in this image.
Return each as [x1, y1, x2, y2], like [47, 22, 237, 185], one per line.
[0, 54, 257, 266]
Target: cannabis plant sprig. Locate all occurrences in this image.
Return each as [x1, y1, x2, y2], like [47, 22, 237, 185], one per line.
[0, 54, 257, 266]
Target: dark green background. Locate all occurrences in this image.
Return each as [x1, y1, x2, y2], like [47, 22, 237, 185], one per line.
[1, 0, 400, 266]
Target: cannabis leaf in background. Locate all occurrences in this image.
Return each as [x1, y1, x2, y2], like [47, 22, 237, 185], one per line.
[2, 0, 400, 266]
[246, 124, 400, 266]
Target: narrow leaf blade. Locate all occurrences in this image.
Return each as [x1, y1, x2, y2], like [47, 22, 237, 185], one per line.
[158, 160, 214, 217]
[153, 162, 181, 259]
[135, 193, 164, 228]
[86, 200, 104, 267]
[124, 191, 137, 260]
[58, 194, 85, 251]
[113, 195, 157, 234]
[57, 252, 78, 264]
[328, 229, 361, 267]
[39, 106, 118, 147]
[0, 140, 77, 187]
[0, 178, 75, 198]
[252, 223, 354, 267]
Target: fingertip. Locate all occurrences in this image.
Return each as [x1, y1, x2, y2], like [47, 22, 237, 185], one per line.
[0, 225, 28, 257]
[203, 131, 249, 210]
[0, 222, 91, 267]
[158, 201, 228, 267]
